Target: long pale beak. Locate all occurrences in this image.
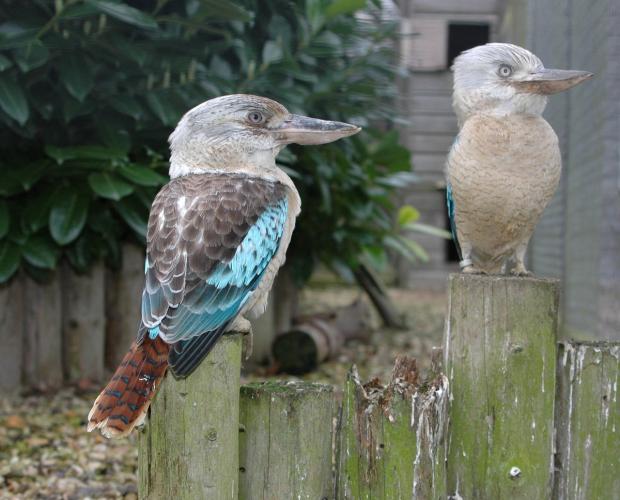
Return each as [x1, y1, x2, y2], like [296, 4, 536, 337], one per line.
[272, 114, 361, 145]
[513, 68, 593, 95]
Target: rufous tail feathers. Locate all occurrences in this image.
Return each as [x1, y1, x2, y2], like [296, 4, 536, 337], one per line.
[87, 336, 170, 438]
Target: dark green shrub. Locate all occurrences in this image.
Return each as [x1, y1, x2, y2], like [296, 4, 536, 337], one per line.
[0, 0, 421, 284]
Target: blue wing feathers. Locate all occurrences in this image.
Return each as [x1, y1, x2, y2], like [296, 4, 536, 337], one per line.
[143, 198, 288, 344]
[446, 184, 462, 261]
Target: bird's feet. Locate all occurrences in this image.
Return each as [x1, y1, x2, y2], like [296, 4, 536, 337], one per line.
[462, 265, 485, 274]
[510, 263, 533, 277]
[230, 316, 252, 335]
[230, 317, 253, 360]
[460, 259, 485, 274]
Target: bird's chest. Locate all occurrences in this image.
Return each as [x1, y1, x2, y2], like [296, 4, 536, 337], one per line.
[448, 115, 561, 231]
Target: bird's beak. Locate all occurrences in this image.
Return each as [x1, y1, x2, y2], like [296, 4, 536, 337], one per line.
[272, 114, 361, 145]
[513, 68, 593, 95]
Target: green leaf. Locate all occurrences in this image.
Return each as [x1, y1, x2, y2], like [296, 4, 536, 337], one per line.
[113, 196, 148, 239]
[405, 222, 452, 239]
[14, 160, 49, 190]
[49, 189, 90, 245]
[66, 233, 96, 272]
[21, 189, 57, 234]
[14, 41, 49, 72]
[45, 145, 126, 164]
[118, 163, 167, 187]
[109, 94, 143, 120]
[88, 172, 134, 201]
[384, 235, 429, 262]
[86, 0, 159, 29]
[326, 0, 367, 18]
[0, 54, 12, 71]
[188, 0, 252, 21]
[97, 123, 131, 153]
[0, 73, 28, 124]
[58, 54, 94, 102]
[397, 205, 420, 226]
[262, 40, 283, 66]
[0, 240, 20, 282]
[0, 170, 25, 196]
[0, 200, 9, 238]
[145, 92, 180, 126]
[22, 234, 60, 269]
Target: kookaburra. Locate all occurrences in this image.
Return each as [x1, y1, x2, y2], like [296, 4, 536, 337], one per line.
[88, 95, 360, 437]
[447, 43, 592, 275]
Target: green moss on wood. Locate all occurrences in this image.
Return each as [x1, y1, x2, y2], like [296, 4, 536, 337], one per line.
[444, 274, 559, 499]
[335, 365, 448, 499]
[554, 341, 620, 499]
[239, 379, 334, 499]
[138, 333, 242, 500]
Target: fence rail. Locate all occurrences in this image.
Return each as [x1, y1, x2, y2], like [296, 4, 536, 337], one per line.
[137, 274, 619, 499]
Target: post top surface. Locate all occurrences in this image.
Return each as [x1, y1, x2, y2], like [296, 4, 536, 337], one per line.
[448, 273, 560, 286]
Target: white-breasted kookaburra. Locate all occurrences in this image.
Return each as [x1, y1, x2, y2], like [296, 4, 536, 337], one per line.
[88, 95, 360, 437]
[447, 43, 592, 275]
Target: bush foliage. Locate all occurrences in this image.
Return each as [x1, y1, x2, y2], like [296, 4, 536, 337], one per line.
[0, 0, 419, 284]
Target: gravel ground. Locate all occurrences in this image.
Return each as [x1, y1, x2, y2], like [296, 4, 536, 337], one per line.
[0, 287, 447, 499]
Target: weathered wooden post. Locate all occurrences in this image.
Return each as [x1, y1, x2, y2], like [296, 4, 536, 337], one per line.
[23, 273, 63, 390]
[105, 243, 144, 368]
[62, 261, 106, 382]
[238, 380, 334, 499]
[0, 277, 23, 393]
[444, 274, 559, 499]
[138, 333, 242, 499]
[336, 358, 449, 499]
[554, 341, 619, 499]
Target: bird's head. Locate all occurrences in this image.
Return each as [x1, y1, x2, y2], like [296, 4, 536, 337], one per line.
[168, 94, 361, 178]
[452, 43, 592, 124]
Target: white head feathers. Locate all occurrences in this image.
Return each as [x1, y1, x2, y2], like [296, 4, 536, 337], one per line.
[451, 43, 547, 125]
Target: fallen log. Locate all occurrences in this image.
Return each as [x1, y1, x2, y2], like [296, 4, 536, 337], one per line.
[272, 298, 372, 374]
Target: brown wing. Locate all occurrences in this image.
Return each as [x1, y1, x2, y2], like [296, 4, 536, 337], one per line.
[141, 173, 287, 345]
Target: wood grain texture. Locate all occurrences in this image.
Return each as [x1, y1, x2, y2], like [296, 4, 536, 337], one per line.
[62, 262, 106, 382]
[0, 277, 23, 393]
[105, 243, 144, 369]
[335, 361, 448, 499]
[444, 274, 559, 499]
[239, 380, 334, 500]
[138, 333, 242, 500]
[23, 273, 63, 390]
[554, 341, 620, 500]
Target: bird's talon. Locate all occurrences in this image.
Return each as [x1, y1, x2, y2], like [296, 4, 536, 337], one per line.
[462, 266, 485, 275]
[511, 268, 533, 277]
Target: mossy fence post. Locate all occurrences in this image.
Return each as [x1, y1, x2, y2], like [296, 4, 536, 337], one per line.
[238, 381, 334, 499]
[444, 274, 559, 499]
[136, 274, 617, 499]
[138, 333, 242, 500]
[554, 341, 619, 499]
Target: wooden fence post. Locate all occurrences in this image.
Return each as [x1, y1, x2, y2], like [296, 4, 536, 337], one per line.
[23, 273, 63, 390]
[62, 261, 106, 383]
[554, 341, 619, 499]
[238, 381, 334, 499]
[335, 358, 449, 499]
[444, 274, 559, 499]
[139, 333, 242, 500]
[0, 277, 23, 393]
[105, 243, 144, 369]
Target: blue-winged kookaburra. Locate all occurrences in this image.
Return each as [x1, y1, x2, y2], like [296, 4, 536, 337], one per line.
[88, 95, 360, 437]
[447, 43, 592, 274]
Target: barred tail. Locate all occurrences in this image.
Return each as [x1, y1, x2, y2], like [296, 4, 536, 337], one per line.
[87, 336, 170, 438]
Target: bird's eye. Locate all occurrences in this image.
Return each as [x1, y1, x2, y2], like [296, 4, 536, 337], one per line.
[247, 111, 265, 124]
[498, 64, 513, 77]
